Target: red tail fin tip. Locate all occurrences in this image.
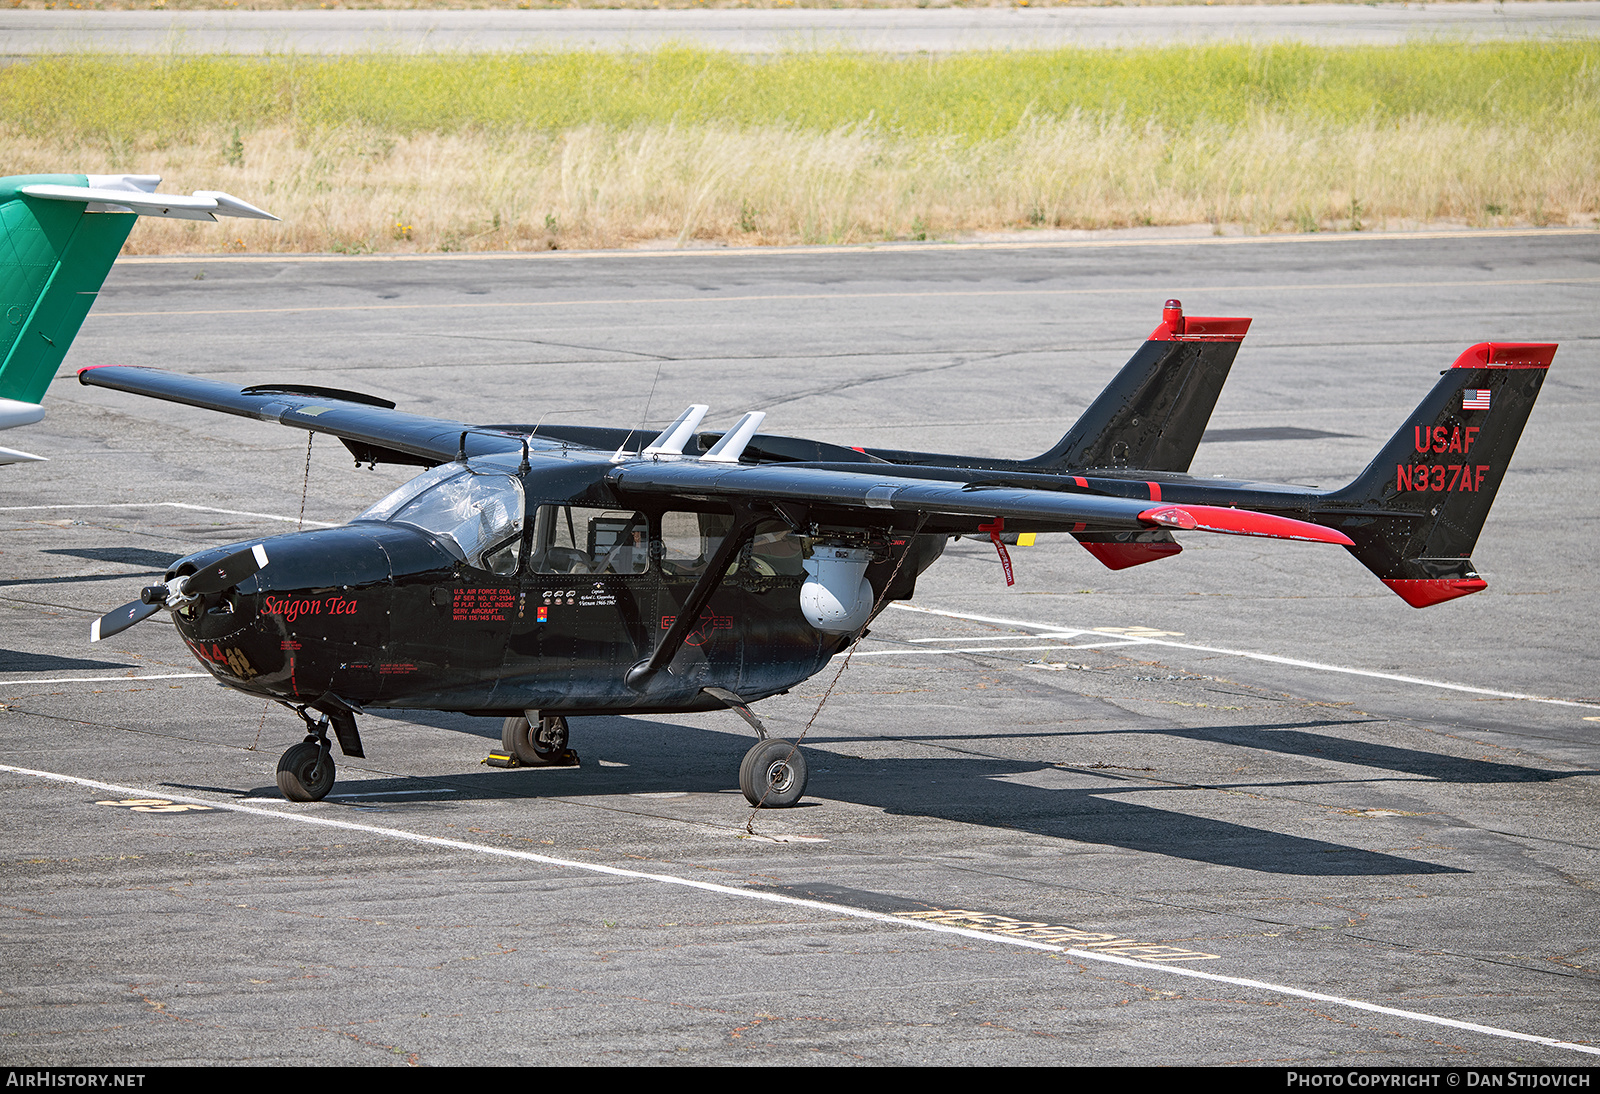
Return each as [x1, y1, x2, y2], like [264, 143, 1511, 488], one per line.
[1382, 577, 1488, 608]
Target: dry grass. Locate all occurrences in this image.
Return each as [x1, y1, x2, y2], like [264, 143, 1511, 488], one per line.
[5, 116, 1592, 253]
[2, 0, 1458, 9]
[4, 45, 1593, 251]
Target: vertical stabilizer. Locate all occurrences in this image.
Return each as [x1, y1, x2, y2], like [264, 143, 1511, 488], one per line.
[1024, 300, 1251, 473]
[0, 173, 277, 464]
[1316, 343, 1554, 607]
[1, 174, 137, 407]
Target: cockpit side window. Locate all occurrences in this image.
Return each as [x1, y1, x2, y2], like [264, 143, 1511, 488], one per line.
[659, 511, 733, 576]
[357, 466, 525, 575]
[660, 512, 804, 578]
[529, 505, 648, 575]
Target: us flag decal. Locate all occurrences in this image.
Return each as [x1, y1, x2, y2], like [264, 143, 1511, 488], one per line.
[1462, 389, 1492, 411]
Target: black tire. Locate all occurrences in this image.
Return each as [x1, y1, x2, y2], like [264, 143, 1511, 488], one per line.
[739, 738, 807, 808]
[276, 740, 335, 802]
[502, 714, 569, 765]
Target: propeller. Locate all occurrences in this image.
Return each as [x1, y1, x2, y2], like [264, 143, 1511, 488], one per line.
[90, 544, 268, 643]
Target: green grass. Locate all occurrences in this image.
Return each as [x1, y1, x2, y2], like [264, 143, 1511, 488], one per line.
[5, 41, 1596, 144]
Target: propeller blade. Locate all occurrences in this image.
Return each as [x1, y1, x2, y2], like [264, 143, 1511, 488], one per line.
[1139, 504, 1354, 546]
[90, 598, 164, 643]
[184, 544, 269, 596]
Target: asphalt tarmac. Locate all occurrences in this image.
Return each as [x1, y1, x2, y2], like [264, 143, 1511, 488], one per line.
[2, 227, 1597, 1065]
[5, 2, 1599, 54]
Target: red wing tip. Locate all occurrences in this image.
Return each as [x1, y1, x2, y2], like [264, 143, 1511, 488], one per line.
[1382, 577, 1488, 608]
[1145, 504, 1355, 546]
[1450, 342, 1557, 370]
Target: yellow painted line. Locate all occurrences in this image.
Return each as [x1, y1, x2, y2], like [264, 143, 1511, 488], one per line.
[110, 225, 1596, 267]
[85, 275, 1600, 320]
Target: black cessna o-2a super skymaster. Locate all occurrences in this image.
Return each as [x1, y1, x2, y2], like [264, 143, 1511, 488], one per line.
[82, 300, 1554, 806]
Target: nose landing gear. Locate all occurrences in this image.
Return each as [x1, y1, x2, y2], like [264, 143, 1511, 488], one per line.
[276, 707, 340, 802]
[277, 735, 335, 802]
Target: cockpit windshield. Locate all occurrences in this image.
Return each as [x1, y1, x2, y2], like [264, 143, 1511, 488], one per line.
[354, 458, 525, 574]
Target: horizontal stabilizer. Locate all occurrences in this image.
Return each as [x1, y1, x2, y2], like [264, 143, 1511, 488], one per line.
[21, 180, 278, 222]
[0, 444, 48, 465]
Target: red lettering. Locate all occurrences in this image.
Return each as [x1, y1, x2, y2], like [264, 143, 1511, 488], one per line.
[1476, 465, 1488, 489]
[1433, 426, 1448, 453]
[1465, 426, 1480, 452]
[1430, 465, 1446, 491]
[1447, 465, 1462, 490]
[1397, 465, 1413, 490]
[1414, 427, 1430, 454]
[1448, 427, 1462, 453]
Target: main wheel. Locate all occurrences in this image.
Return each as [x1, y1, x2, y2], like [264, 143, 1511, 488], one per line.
[502, 714, 569, 765]
[739, 738, 808, 808]
[277, 740, 335, 802]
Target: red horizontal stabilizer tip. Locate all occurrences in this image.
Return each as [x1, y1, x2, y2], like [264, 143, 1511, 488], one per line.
[1449, 342, 1558, 370]
[1078, 539, 1184, 571]
[1382, 577, 1488, 609]
[1140, 504, 1355, 546]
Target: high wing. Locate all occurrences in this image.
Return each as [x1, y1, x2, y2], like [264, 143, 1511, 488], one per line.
[79, 365, 531, 467]
[79, 364, 1346, 547]
[605, 460, 1351, 544]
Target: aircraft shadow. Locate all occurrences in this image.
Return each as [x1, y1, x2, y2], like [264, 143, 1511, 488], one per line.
[43, 547, 179, 569]
[227, 712, 1510, 877]
[0, 648, 137, 673]
[1147, 720, 1591, 785]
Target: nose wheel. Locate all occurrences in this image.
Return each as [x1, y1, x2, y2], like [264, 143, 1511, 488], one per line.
[277, 736, 335, 802]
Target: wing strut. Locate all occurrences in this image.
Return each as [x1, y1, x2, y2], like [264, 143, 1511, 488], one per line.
[624, 506, 763, 690]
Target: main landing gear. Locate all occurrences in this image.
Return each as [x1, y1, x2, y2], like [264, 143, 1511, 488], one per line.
[739, 737, 807, 808]
[704, 687, 808, 808]
[500, 713, 578, 766]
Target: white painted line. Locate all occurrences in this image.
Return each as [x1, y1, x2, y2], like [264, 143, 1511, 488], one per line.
[325, 789, 458, 799]
[1, 673, 209, 686]
[4, 761, 1596, 1058]
[890, 603, 1600, 711]
[0, 501, 339, 528]
[852, 643, 1139, 657]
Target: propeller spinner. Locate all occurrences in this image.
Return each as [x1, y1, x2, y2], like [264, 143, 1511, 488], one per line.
[90, 544, 268, 642]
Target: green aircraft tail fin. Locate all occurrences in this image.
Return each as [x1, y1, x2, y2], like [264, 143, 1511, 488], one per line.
[0, 174, 138, 407]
